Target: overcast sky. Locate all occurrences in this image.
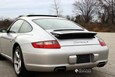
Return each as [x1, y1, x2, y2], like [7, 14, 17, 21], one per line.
[0, 0, 76, 18]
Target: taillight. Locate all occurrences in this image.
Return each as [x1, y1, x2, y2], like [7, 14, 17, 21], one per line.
[98, 38, 106, 46]
[32, 40, 61, 49]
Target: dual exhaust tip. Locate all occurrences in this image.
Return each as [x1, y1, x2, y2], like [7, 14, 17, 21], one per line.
[54, 66, 66, 72]
[97, 62, 106, 67]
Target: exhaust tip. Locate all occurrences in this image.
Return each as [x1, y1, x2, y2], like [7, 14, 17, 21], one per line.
[97, 62, 106, 67]
[54, 66, 66, 72]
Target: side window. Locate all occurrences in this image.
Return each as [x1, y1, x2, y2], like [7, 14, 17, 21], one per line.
[9, 20, 24, 33]
[19, 21, 32, 33]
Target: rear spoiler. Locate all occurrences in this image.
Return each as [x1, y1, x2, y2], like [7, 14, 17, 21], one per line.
[51, 31, 97, 39]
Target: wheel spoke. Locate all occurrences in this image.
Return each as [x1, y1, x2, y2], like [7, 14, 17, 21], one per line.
[14, 60, 18, 64]
[18, 60, 21, 69]
[17, 64, 20, 71]
[15, 51, 20, 58]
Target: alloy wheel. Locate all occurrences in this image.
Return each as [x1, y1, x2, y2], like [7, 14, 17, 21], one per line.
[13, 48, 21, 74]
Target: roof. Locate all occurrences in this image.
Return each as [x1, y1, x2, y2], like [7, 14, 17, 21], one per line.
[19, 15, 58, 17]
[18, 15, 65, 20]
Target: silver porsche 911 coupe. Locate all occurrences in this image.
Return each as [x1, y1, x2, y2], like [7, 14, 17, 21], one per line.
[0, 15, 109, 77]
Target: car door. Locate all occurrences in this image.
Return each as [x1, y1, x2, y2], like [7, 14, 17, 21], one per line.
[0, 20, 24, 58]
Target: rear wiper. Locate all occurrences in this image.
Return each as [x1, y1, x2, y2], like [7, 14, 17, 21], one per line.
[54, 29, 84, 31]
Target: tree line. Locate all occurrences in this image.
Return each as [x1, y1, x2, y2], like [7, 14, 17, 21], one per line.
[72, 0, 115, 24]
[0, 18, 13, 29]
[0, 0, 115, 32]
[67, 0, 115, 32]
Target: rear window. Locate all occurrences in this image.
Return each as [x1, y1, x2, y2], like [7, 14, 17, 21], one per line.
[33, 19, 83, 30]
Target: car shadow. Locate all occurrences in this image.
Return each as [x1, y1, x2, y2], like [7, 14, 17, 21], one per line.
[0, 55, 7, 60]
[34, 69, 109, 77]
[34, 71, 90, 77]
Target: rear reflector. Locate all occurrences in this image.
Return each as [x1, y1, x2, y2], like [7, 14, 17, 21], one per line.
[32, 40, 60, 49]
[98, 38, 106, 46]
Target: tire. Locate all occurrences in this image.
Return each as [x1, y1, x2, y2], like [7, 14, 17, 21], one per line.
[13, 46, 33, 77]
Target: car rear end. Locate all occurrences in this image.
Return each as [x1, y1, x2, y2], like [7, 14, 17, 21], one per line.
[21, 17, 109, 72]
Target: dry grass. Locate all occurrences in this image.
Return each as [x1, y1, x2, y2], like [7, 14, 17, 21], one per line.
[0, 18, 115, 32]
[78, 23, 115, 32]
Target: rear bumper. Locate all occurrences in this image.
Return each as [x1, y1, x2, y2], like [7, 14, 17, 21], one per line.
[21, 44, 109, 72]
[25, 60, 107, 72]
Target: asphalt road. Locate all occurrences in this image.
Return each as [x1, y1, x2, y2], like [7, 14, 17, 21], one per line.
[0, 33, 115, 77]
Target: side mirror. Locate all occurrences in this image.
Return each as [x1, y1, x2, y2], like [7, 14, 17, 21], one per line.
[2, 30, 7, 33]
[0, 29, 7, 33]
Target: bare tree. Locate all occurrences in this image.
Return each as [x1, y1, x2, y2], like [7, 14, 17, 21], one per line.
[73, 0, 100, 23]
[51, 0, 62, 16]
[0, 18, 14, 29]
[99, 0, 115, 24]
[66, 15, 75, 21]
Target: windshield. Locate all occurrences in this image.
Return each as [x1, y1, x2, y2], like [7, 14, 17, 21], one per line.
[33, 19, 83, 30]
